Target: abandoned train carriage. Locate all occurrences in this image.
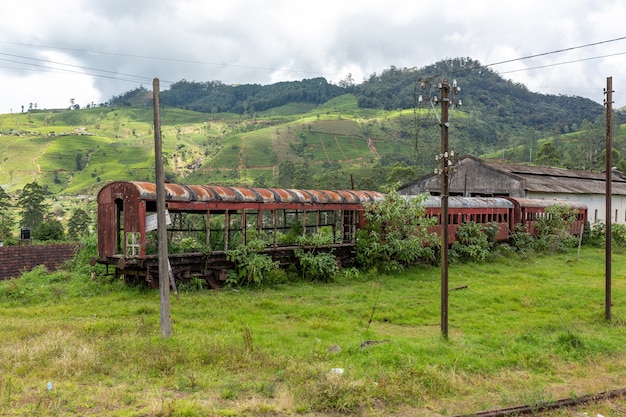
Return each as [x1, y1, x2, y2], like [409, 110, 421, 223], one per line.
[96, 181, 385, 287]
[418, 195, 588, 242]
[422, 196, 515, 243]
[505, 197, 588, 236]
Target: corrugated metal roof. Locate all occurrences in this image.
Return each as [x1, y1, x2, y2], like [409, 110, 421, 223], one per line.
[488, 162, 626, 195]
[403, 195, 514, 209]
[105, 181, 385, 205]
[509, 197, 587, 210]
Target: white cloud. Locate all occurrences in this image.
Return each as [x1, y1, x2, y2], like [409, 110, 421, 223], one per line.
[0, 0, 625, 113]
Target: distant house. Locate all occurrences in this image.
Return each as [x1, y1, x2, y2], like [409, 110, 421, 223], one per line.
[398, 155, 626, 224]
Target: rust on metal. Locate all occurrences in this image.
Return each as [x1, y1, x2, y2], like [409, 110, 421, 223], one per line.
[422, 196, 514, 210]
[101, 181, 385, 205]
[507, 197, 587, 211]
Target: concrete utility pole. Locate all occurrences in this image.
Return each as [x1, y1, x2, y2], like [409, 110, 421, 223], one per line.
[153, 78, 172, 338]
[604, 76, 613, 322]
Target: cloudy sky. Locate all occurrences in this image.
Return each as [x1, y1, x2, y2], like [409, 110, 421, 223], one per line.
[1, 0, 625, 113]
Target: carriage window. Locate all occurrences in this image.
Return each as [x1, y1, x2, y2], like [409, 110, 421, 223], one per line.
[126, 232, 141, 257]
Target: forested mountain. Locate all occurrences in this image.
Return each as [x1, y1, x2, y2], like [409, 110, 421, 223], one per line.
[110, 57, 609, 133]
[108, 57, 618, 170]
[110, 78, 345, 114]
[355, 58, 606, 129]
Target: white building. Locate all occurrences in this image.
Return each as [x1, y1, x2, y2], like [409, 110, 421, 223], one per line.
[399, 155, 626, 224]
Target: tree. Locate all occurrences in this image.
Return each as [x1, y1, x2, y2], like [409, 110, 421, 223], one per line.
[75, 152, 85, 171]
[0, 186, 14, 241]
[535, 142, 561, 167]
[17, 182, 49, 231]
[277, 161, 295, 188]
[67, 208, 92, 240]
[34, 219, 65, 241]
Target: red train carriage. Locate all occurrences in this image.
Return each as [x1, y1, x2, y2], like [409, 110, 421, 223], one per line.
[96, 181, 384, 287]
[96, 182, 589, 288]
[422, 196, 515, 243]
[505, 197, 588, 236]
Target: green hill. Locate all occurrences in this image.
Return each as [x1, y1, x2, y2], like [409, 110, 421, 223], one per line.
[1, 58, 624, 198]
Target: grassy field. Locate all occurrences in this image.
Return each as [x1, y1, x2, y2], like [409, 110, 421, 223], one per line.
[1, 246, 626, 416]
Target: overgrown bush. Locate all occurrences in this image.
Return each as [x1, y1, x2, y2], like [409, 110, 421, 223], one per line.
[587, 222, 626, 250]
[450, 221, 496, 263]
[293, 230, 339, 282]
[65, 234, 108, 279]
[225, 239, 280, 287]
[294, 249, 339, 282]
[356, 188, 437, 272]
[534, 205, 579, 253]
[509, 223, 536, 254]
[33, 219, 65, 241]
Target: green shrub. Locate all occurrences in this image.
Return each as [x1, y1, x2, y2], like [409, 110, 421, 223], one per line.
[534, 205, 579, 253]
[450, 221, 491, 263]
[356, 189, 437, 272]
[66, 234, 108, 278]
[33, 220, 65, 241]
[294, 249, 339, 282]
[587, 221, 626, 250]
[509, 224, 536, 254]
[225, 239, 280, 287]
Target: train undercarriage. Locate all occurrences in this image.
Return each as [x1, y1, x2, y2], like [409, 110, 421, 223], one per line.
[96, 244, 357, 289]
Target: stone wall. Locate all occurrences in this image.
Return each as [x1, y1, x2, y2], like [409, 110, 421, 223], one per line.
[0, 243, 77, 280]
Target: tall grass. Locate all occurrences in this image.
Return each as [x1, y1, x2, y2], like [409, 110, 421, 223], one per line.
[1, 248, 626, 415]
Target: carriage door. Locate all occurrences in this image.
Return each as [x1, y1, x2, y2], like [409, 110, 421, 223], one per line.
[342, 210, 357, 243]
[115, 198, 124, 255]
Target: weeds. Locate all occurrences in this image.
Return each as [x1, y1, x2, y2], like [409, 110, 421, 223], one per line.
[225, 239, 280, 286]
[1, 247, 626, 415]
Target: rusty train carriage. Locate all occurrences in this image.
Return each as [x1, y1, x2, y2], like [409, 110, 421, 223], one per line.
[96, 181, 385, 287]
[506, 197, 588, 236]
[422, 196, 515, 243]
[417, 195, 588, 243]
[97, 181, 589, 288]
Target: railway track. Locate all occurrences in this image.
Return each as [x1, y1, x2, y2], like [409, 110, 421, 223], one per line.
[450, 388, 626, 417]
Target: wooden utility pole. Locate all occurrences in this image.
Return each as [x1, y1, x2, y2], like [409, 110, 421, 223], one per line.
[605, 76, 613, 321]
[419, 77, 459, 339]
[440, 80, 450, 339]
[153, 78, 172, 338]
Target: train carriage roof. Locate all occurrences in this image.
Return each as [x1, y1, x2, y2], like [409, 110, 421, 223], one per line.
[506, 197, 587, 210]
[407, 195, 515, 209]
[97, 181, 385, 205]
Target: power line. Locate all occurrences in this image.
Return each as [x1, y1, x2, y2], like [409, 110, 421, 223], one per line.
[0, 40, 328, 77]
[484, 36, 626, 68]
[0, 53, 162, 84]
[498, 51, 626, 75]
[0, 36, 625, 93]
[0, 52, 155, 80]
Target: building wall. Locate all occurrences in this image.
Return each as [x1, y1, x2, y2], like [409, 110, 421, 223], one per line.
[529, 192, 626, 224]
[400, 158, 525, 197]
[449, 162, 525, 196]
[400, 156, 626, 225]
[0, 243, 77, 280]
